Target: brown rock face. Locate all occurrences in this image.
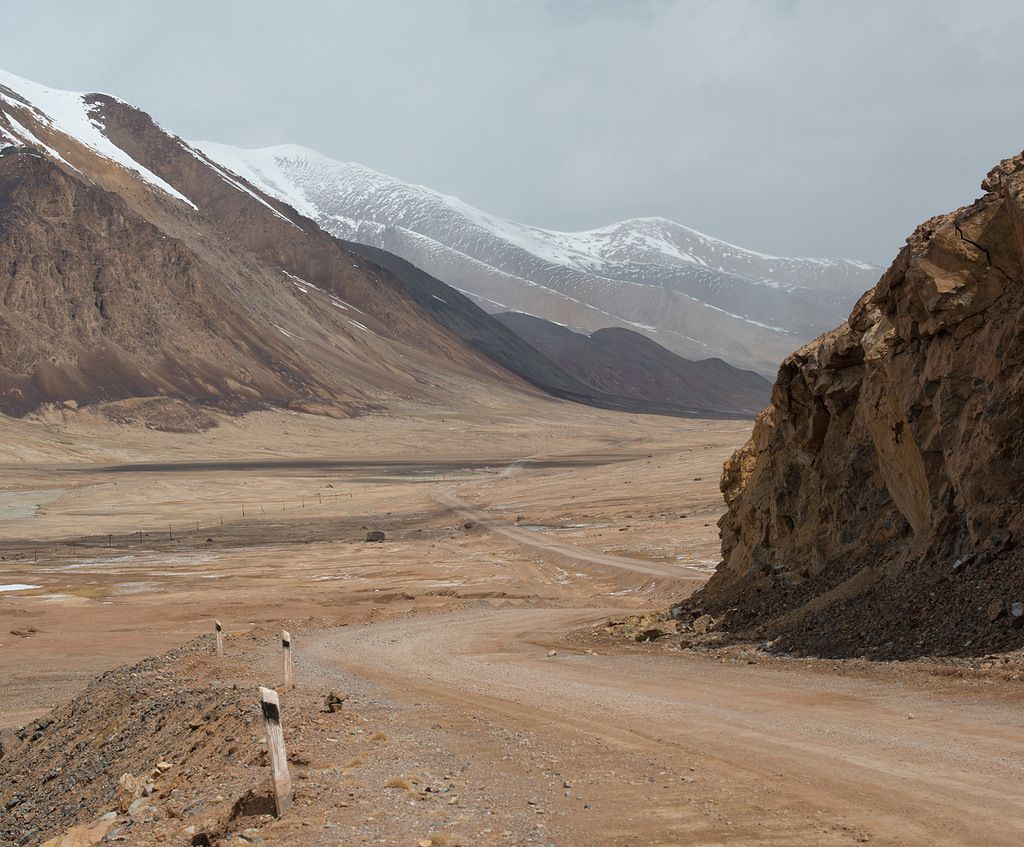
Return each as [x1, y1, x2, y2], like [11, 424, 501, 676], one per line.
[691, 151, 1024, 658]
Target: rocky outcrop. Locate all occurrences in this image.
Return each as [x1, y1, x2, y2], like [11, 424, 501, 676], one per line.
[690, 151, 1024, 658]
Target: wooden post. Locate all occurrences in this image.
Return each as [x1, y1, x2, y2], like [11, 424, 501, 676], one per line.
[258, 686, 293, 816]
[215, 620, 223, 656]
[282, 629, 293, 690]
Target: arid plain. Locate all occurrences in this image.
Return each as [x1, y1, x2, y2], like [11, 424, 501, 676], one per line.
[2, 399, 1023, 846]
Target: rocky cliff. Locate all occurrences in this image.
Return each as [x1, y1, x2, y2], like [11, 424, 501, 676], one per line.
[690, 151, 1024, 658]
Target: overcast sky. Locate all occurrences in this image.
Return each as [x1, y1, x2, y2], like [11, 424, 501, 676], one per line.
[3, 0, 1023, 264]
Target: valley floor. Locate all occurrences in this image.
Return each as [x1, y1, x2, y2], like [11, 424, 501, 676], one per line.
[1, 401, 1022, 845]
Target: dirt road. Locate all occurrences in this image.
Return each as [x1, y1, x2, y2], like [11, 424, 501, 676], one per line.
[309, 607, 1024, 846]
[433, 487, 710, 581]
[6, 408, 1023, 845]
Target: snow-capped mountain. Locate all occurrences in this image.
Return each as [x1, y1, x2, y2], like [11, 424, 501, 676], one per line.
[196, 142, 881, 374]
[0, 69, 585, 416]
[0, 68, 772, 419]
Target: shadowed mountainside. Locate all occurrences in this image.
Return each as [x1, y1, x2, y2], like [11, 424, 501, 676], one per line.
[495, 312, 771, 416]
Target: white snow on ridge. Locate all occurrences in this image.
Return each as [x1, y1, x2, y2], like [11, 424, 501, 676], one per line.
[0, 68, 195, 207]
[194, 140, 319, 218]
[192, 139, 877, 372]
[180, 141, 299, 226]
[194, 140, 878, 285]
[3, 113, 80, 172]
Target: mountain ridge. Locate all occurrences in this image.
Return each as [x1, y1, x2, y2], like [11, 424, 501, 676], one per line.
[495, 312, 771, 416]
[0, 68, 771, 421]
[197, 141, 881, 374]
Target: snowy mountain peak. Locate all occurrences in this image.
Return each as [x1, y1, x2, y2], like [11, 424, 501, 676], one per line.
[197, 141, 879, 373]
[0, 68, 194, 207]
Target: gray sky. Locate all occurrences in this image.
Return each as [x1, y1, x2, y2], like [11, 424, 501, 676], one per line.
[3, 0, 1023, 264]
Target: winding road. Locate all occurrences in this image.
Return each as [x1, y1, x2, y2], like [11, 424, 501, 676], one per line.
[310, 607, 1024, 846]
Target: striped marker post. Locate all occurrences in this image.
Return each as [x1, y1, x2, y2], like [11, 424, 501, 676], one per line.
[259, 686, 293, 816]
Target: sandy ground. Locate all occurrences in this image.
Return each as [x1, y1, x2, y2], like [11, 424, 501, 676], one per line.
[2, 400, 1023, 845]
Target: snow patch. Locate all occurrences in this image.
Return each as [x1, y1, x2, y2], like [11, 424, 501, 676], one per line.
[273, 324, 302, 339]
[0, 69, 195, 207]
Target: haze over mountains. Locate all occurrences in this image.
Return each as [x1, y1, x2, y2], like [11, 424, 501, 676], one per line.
[198, 143, 880, 375]
[0, 69, 776, 420]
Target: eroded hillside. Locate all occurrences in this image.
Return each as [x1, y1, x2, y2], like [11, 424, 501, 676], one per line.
[687, 151, 1024, 657]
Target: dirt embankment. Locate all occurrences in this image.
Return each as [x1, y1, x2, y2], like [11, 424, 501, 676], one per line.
[685, 150, 1024, 658]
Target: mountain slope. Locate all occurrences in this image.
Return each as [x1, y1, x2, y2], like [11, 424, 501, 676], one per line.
[1, 68, 764, 422]
[0, 70, 560, 419]
[681, 149, 1024, 658]
[196, 142, 880, 374]
[495, 312, 770, 416]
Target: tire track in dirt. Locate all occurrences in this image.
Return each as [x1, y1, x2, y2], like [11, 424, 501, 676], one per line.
[309, 607, 1024, 846]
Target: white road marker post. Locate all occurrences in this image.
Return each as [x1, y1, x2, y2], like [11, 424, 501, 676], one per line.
[259, 686, 293, 816]
[215, 620, 223, 656]
[282, 629, 294, 690]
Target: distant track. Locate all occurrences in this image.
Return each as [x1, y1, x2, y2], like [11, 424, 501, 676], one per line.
[432, 449, 710, 582]
[61, 455, 639, 475]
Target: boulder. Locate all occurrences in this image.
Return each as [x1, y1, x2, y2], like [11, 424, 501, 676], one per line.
[116, 772, 145, 813]
[1012, 603, 1024, 628]
[39, 817, 117, 847]
[324, 690, 349, 713]
[365, 530, 385, 543]
[693, 614, 716, 635]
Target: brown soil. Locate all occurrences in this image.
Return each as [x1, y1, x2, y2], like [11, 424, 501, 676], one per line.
[2, 404, 1024, 845]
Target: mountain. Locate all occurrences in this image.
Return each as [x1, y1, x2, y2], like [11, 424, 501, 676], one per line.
[0, 69, 767, 421]
[680, 149, 1024, 658]
[495, 312, 771, 416]
[333, 241, 762, 418]
[0, 69, 568, 420]
[195, 142, 880, 374]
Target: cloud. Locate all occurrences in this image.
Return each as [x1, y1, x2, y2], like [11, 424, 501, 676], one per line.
[2, 0, 1023, 264]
